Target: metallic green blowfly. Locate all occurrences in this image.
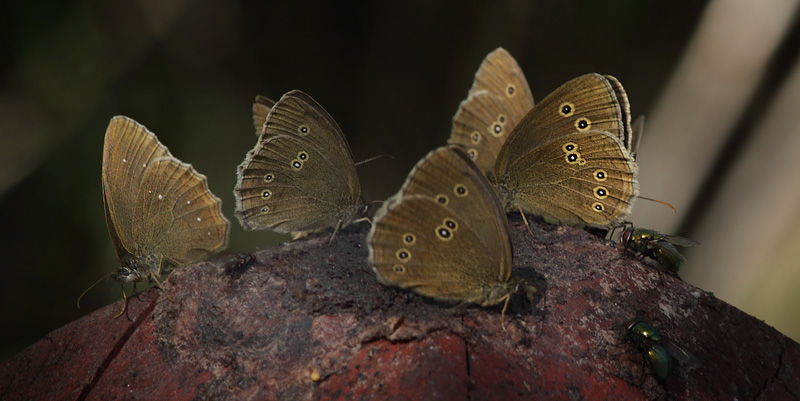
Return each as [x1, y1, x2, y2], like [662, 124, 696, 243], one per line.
[626, 320, 701, 380]
[620, 227, 700, 276]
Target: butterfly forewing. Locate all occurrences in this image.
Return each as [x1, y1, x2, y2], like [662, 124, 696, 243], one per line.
[465, 47, 534, 117]
[504, 130, 637, 227]
[450, 91, 526, 174]
[252, 95, 276, 137]
[399, 147, 512, 272]
[498, 74, 631, 171]
[604, 75, 633, 151]
[449, 48, 534, 175]
[102, 181, 126, 258]
[102, 116, 173, 257]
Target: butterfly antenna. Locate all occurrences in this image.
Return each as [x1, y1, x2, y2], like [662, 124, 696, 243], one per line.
[637, 196, 677, 213]
[77, 272, 113, 309]
[354, 154, 395, 167]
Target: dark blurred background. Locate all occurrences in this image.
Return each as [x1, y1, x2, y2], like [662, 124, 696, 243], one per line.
[2, 0, 799, 360]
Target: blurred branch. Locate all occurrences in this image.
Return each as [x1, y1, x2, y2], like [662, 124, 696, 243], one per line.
[634, 0, 799, 231]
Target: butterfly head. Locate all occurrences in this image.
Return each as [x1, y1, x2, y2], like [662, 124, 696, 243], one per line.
[488, 173, 517, 211]
[339, 196, 369, 227]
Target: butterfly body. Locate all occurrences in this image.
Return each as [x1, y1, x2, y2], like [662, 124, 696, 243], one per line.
[235, 90, 365, 238]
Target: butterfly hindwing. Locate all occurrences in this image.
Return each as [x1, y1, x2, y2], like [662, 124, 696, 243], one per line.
[133, 157, 230, 265]
[503, 130, 637, 227]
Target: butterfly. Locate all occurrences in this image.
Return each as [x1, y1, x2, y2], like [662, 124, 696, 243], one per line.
[368, 146, 536, 330]
[235, 90, 366, 242]
[86, 115, 230, 313]
[449, 48, 639, 229]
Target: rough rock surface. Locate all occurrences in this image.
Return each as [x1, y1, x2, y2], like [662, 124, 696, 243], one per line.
[1, 218, 798, 400]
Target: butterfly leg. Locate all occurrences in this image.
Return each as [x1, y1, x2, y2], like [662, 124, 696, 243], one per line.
[150, 256, 173, 302]
[524, 284, 537, 313]
[292, 231, 311, 240]
[499, 293, 512, 334]
[353, 216, 372, 226]
[327, 220, 344, 246]
[517, 205, 535, 238]
[114, 285, 129, 319]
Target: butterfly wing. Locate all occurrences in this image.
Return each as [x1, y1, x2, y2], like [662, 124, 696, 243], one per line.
[449, 48, 534, 175]
[235, 90, 362, 234]
[102, 181, 126, 258]
[497, 73, 632, 173]
[132, 157, 230, 266]
[502, 130, 637, 228]
[495, 74, 637, 227]
[368, 146, 513, 305]
[252, 95, 276, 137]
[102, 116, 173, 258]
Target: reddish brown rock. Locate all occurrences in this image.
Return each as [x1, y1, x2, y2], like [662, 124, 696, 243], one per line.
[1, 218, 798, 400]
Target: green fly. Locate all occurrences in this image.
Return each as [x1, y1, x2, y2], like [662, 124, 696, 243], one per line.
[626, 320, 702, 380]
[619, 227, 700, 276]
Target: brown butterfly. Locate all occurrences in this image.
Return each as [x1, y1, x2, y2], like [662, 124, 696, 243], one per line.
[448, 47, 534, 175]
[235, 90, 366, 241]
[450, 48, 638, 229]
[86, 116, 230, 312]
[368, 146, 536, 329]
